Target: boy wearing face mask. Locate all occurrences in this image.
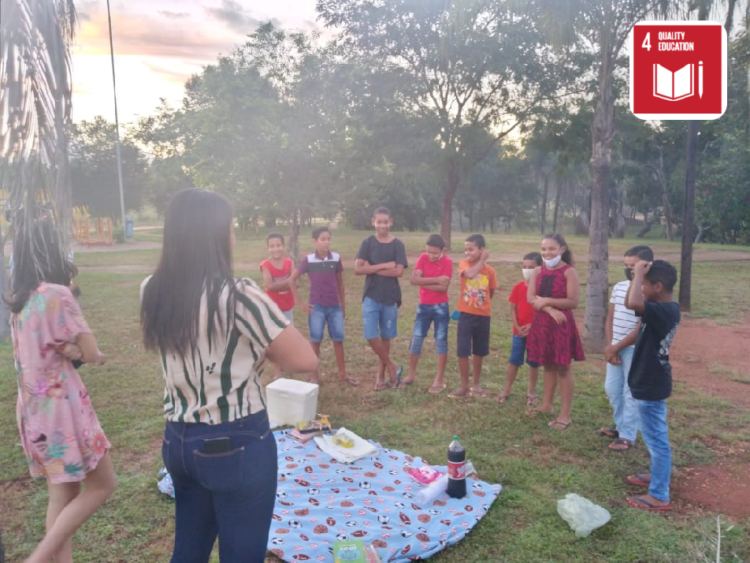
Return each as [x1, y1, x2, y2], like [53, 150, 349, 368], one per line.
[497, 252, 542, 405]
[598, 245, 654, 451]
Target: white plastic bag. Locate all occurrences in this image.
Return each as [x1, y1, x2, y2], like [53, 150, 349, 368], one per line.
[414, 461, 476, 505]
[557, 493, 611, 538]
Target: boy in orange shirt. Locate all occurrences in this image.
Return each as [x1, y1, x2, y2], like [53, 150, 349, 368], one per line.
[497, 252, 542, 405]
[449, 234, 498, 399]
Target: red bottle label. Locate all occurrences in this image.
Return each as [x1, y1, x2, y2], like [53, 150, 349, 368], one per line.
[447, 461, 465, 480]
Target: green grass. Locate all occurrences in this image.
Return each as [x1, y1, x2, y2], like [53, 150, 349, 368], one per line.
[1, 231, 749, 562]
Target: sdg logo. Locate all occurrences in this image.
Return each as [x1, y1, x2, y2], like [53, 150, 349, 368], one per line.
[630, 21, 726, 120]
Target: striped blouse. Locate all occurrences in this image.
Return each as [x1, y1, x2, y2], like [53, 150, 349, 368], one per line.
[610, 280, 639, 346]
[141, 277, 289, 424]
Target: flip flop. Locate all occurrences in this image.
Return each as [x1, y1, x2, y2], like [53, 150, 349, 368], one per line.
[526, 394, 540, 406]
[398, 378, 414, 388]
[548, 419, 572, 430]
[626, 473, 651, 487]
[627, 496, 672, 511]
[374, 381, 390, 392]
[597, 426, 619, 439]
[428, 384, 447, 394]
[448, 389, 470, 399]
[393, 365, 403, 387]
[526, 407, 554, 417]
[609, 438, 633, 452]
[471, 387, 487, 398]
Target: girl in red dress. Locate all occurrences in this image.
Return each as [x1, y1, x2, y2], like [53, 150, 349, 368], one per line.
[526, 233, 585, 429]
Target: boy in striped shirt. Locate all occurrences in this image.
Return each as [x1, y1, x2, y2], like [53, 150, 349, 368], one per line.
[599, 245, 654, 451]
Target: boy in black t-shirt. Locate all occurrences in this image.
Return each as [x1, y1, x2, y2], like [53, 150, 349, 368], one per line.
[624, 259, 680, 511]
[355, 207, 408, 391]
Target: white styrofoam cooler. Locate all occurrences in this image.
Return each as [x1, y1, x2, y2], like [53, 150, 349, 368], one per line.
[266, 378, 319, 427]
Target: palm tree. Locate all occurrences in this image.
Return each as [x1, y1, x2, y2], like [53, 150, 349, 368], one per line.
[0, 0, 77, 336]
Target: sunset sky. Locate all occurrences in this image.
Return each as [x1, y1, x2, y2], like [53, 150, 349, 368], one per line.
[71, 0, 321, 124]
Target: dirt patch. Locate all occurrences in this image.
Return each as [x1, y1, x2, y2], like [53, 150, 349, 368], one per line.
[675, 462, 750, 519]
[670, 318, 750, 409]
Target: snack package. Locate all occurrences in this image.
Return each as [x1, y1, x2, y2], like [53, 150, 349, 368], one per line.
[408, 465, 444, 485]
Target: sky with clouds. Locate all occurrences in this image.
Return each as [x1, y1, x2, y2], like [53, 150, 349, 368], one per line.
[71, 0, 321, 124]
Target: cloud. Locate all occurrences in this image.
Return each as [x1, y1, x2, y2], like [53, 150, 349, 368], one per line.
[205, 0, 263, 34]
[142, 61, 201, 86]
[158, 10, 191, 19]
[73, 10, 239, 62]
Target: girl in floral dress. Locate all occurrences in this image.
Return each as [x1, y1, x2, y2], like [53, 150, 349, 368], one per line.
[526, 233, 585, 430]
[9, 219, 115, 563]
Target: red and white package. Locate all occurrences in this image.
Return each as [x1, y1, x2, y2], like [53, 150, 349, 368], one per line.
[408, 465, 444, 485]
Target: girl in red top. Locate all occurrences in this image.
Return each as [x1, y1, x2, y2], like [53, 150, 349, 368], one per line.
[261, 233, 295, 378]
[526, 233, 585, 430]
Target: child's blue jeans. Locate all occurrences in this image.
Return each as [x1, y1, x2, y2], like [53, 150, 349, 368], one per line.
[604, 347, 639, 442]
[409, 303, 450, 355]
[636, 399, 671, 502]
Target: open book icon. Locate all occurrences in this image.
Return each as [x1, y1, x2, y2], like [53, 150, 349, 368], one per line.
[653, 64, 695, 101]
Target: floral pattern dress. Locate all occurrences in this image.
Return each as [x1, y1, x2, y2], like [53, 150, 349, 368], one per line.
[11, 283, 110, 483]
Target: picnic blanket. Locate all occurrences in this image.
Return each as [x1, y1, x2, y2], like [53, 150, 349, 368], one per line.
[269, 430, 502, 562]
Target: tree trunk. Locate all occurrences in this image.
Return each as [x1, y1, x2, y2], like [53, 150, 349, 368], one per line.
[289, 208, 301, 266]
[0, 230, 9, 341]
[539, 173, 550, 234]
[552, 175, 563, 232]
[440, 166, 460, 251]
[583, 50, 615, 354]
[679, 120, 700, 312]
[656, 148, 675, 241]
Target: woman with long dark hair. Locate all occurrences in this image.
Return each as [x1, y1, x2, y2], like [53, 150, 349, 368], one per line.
[9, 218, 115, 563]
[141, 189, 318, 562]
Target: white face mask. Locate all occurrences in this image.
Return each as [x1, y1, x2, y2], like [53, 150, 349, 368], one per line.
[543, 255, 562, 268]
[522, 268, 535, 280]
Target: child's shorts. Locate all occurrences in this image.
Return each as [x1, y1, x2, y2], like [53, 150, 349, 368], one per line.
[309, 304, 345, 343]
[456, 312, 490, 358]
[509, 334, 540, 367]
[362, 297, 398, 340]
[282, 309, 294, 323]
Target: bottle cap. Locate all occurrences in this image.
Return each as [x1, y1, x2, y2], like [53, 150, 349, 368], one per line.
[453, 435, 459, 440]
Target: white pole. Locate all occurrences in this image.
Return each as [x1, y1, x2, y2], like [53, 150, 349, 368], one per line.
[106, 0, 127, 241]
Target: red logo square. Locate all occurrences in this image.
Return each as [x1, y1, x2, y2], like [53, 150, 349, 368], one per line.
[630, 21, 727, 120]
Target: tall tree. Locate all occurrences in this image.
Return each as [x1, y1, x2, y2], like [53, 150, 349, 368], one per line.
[317, 0, 570, 249]
[535, 0, 672, 352]
[69, 117, 148, 219]
[679, 0, 740, 311]
[0, 0, 77, 338]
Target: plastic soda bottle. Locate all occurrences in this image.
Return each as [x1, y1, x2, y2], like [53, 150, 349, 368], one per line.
[447, 435, 466, 498]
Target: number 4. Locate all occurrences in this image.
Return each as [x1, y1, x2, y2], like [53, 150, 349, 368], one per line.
[642, 32, 651, 51]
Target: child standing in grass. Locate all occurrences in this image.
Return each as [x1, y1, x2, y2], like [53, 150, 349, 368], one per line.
[526, 233, 585, 430]
[9, 219, 114, 563]
[261, 233, 295, 379]
[599, 245, 654, 452]
[402, 234, 453, 392]
[354, 207, 408, 391]
[624, 260, 680, 511]
[497, 252, 542, 405]
[449, 234, 498, 399]
[290, 226, 358, 387]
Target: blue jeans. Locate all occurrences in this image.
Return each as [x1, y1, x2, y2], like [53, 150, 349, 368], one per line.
[162, 410, 278, 562]
[604, 347, 639, 442]
[309, 304, 345, 342]
[637, 399, 671, 502]
[409, 303, 449, 355]
[362, 297, 398, 340]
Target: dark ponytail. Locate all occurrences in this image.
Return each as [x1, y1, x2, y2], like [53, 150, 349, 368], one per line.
[543, 233, 573, 265]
